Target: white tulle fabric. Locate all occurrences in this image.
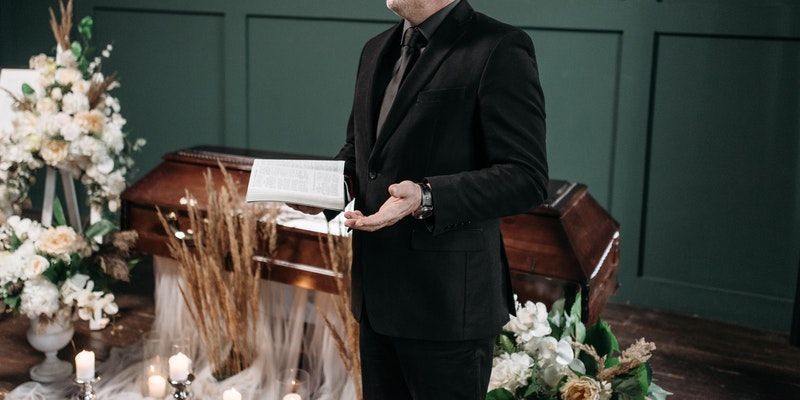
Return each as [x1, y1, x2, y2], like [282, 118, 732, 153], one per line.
[7, 255, 356, 400]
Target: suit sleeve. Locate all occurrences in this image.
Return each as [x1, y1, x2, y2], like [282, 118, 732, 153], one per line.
[334, 44, 368, 200]
[425, 30, 548, 235]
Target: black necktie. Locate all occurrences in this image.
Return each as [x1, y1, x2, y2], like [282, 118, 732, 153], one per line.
[376, 27, 427, 138]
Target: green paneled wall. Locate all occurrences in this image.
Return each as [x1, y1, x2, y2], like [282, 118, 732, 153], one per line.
[2, 0, 799, 332]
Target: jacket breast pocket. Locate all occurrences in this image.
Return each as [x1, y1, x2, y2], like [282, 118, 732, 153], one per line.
[416, 87, 466, 104]
[410, 228, 485, 252]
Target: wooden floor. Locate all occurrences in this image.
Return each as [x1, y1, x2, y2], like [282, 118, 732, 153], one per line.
[1, 265, 798, 399]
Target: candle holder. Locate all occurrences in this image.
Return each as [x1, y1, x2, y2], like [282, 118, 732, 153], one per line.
[168, 373, 194, 399]
[73, 375, 99, 400]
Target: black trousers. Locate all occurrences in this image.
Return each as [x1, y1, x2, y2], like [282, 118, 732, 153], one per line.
[359, 311, 495, 400]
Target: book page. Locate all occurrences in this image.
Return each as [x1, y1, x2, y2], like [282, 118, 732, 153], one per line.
[246, 159, 346, 210]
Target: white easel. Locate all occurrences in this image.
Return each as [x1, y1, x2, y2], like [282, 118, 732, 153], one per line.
[40, 167, 85, 233]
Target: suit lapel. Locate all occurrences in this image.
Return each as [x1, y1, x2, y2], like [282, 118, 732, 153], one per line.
[369, 0, 474, 165]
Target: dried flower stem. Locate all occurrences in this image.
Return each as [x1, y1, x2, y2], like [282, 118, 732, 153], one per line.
[158, 164, 278, 379]
[49, 0, 73, 51]
[318, 232, 362, 400]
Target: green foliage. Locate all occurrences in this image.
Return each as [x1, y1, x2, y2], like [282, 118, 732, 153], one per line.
[486, 388, 515, 400]
[78, 16, 93, 41]
[21, 83, 35, 96]
[497, 332, 517, 354]
[585, 320, 619, 359]
[3, 295, 20, 309]
[9, 232, 22, 250]
[648, 382, 672, 399]
[85, 219, 115, 239]
[53, 198, 67, 227]
[611, 364, 651, 400]
[70, 41, 82, 58]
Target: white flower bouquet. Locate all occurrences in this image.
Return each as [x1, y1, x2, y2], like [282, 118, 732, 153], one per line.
[0, 200, 138, 330]
[487, 294, 671, 400]
[0, 0, 144, 216]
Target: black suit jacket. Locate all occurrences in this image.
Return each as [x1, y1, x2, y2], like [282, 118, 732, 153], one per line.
[335, 0, 548, 341]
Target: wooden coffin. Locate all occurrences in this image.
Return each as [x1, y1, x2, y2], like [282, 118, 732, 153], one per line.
[121, 146, 620, 324]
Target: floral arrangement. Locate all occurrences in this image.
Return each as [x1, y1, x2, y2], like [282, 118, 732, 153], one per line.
[487, 294, 671, 400]
[0, 0, 144, 216]
[0, 200, 138, 330]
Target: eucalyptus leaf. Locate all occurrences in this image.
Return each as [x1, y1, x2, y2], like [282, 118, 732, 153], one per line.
[648, 382, 673, 399]
[85, 219, 116, 239]
[486, 388, 515, 400]
[569, 291, 582, 320]
[21, 83, 34, 96]
[53, 198, 67, 227]
[79, 16, 93, 40]
[71, 41, 82, 58]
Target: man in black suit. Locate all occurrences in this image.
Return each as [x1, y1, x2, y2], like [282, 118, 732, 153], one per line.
[311, 0, 547, 398]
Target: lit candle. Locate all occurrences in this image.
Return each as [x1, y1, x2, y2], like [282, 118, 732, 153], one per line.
[168, 352, 191, 381]
[148, 374, 167, 397]
[75, 350, 95, 381]
[282, 394, 302, 400]
[223, 388, 242, 400]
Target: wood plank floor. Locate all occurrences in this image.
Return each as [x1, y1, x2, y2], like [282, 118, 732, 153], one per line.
[0, 266, 798, 399]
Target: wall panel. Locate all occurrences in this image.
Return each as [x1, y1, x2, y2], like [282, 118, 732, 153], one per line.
[641, 33, 800, 301]
[246, 17, 392, 155]
[92, 8, 226, 179]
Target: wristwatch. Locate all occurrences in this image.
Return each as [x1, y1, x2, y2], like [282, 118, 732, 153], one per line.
[413, 182, 434, 219]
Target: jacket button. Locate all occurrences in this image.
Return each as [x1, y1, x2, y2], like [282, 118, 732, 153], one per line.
[369, 171, 377, 180]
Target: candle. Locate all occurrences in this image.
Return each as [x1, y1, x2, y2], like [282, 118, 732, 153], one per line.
[168, 352, 191, 381]
[282, 394, 302, 400]
[223, 388, 242, 400]
[148, 374, 167, 397]
[75, 350, 95, 381]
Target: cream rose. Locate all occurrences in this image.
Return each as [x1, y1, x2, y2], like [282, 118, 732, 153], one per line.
[55, 68, 82, 86]
[560, 376, 611, 400]
[36, 97, 58, 114]
[71, 79, 90, 95]
[39, 139, 70, 165]
[74, 110, 106, 135]
[35, 226, 82, 256]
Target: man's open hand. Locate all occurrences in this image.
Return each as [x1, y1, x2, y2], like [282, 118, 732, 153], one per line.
[344, 180, 421, 232]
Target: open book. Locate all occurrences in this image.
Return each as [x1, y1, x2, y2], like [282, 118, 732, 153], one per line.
[245, 159, 347, 210]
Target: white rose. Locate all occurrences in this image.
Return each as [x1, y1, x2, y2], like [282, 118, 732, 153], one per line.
[35, 98, 58, 115]
[50, 87, 63, 100]
[20, 277, 61, 319]
[29, 54, 50, 70]
[39, 73, 55, 88]
[26, 255, 50, 278]
[96, 156, 114, 174]
[504, 300, 552, 345]
[61, 92, 89, 114]
[55, 68, 82, 86]
[60, 121, 82, 141]
[56, 48, 77, 68]
[71, 79, 90, 95]
[488, 352, 534, 392]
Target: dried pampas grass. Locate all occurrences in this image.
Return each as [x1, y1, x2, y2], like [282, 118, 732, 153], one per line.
[318, 232, 362, 400]
[158, 164, 279, 380]
[49, 0, 73, 51]
[575, 338, 657, 381]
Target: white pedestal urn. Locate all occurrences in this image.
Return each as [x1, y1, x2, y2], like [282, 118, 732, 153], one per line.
[26, 315, 75, 382]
